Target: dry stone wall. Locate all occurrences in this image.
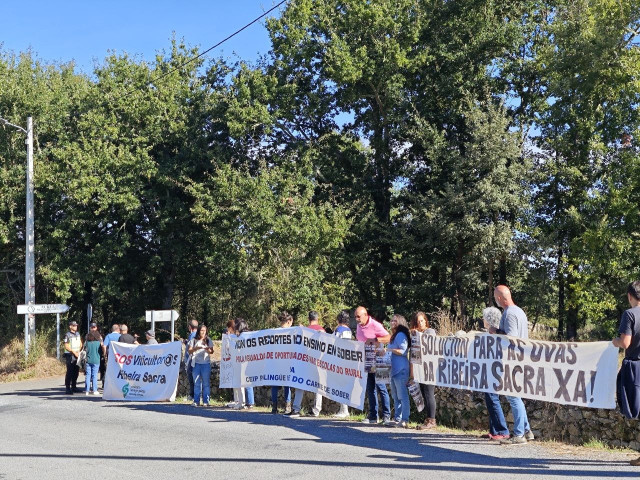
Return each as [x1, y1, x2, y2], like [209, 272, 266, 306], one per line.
[178, 342, 638, 450]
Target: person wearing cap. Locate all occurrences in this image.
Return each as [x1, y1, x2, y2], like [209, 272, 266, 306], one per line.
[63, 320, 82, 394]
[84, 323, 103, 395]
[145, 330, 158, 345]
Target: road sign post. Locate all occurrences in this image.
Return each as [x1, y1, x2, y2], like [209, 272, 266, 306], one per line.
[145, 310, 180, 341]
[17, 304, 70, 360]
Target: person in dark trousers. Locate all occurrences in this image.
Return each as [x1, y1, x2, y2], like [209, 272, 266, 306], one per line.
[184, 320, 199, 402]
[63, 320, 82, 394]
[410, 311, 438, 430]
[613, 280, 640, 466]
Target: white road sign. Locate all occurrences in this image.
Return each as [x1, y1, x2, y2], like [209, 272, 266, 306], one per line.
[17, 304, 69, 315]
[145, 310, 180, 323]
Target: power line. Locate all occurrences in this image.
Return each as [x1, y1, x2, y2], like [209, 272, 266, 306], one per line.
[122, 0, 288, 99]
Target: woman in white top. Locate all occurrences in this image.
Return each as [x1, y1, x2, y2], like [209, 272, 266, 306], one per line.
[188, 324, 214, 407]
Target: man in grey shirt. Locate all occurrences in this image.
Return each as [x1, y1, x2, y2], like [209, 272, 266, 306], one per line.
[492, 285, 534, 445]
[145, 330, 158, 345]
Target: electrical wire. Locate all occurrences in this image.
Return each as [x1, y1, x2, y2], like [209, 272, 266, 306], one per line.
[121, 0, 288, 98]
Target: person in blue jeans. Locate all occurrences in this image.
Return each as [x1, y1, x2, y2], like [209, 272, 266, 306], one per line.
[490, 286, 535, 445]
[482, 307, 510, 439]
[382, 314, 411, 428]
[84, 324, 103, 395]
[355, 306, 391, 424]
[188, 324, 214, 407]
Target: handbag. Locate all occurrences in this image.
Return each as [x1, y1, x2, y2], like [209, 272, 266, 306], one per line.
[77, 345, 87, 370]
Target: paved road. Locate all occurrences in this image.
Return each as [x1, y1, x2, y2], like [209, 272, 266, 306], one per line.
[0, 376, 636, 480]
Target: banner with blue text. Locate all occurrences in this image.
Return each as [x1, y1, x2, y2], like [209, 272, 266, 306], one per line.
[103, 341, 182, 402]
[220, 327, 367, 409]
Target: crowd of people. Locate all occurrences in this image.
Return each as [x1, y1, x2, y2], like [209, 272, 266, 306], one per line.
[60, 281, 640, 464]
[62, 320, 153, 395]
[257, 286, 534, 439]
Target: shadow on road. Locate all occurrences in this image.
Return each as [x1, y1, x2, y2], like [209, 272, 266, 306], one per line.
[79, 402, 636, 477]
[1, 382, 635, 477]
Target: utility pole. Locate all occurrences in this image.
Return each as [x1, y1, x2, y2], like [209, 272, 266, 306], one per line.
[0, 116, 34, 359]
[25, 117, 35, 357]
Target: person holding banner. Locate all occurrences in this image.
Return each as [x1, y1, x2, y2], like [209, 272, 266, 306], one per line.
[481, 306, 511, 440]
[286, 311, 326, 417]
[381, 314, 411, 428]
[188, 324, 214, 407]
[411, 311, 438, 430]
[333, 310, 354, 419]
[491, 285, 534, 445]
[271, 312, 293, 414]
[184, 320, 199, 402]
[231, 318, 255, 410]
[355, 306, 392, 425]
[613, 281, 640, 466]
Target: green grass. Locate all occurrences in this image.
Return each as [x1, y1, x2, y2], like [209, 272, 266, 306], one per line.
[582, 438, 636, 454]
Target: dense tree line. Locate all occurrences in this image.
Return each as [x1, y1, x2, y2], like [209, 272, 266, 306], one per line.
[0, 0, 639, 345]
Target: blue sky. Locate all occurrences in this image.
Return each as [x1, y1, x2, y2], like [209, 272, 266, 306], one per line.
[0, 0, 282, 73]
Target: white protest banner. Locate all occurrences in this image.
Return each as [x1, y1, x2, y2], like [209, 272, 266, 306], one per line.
[220, 326, 367, 409]
[103, 341, 182, 402]
[412, 332, 619, 409]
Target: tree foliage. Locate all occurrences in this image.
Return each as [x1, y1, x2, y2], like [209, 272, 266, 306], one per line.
[0, 1, 639, 345]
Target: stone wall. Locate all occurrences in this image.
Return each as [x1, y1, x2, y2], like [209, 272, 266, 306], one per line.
[435, 387, 640, 450]
[181, 343, 639, 450]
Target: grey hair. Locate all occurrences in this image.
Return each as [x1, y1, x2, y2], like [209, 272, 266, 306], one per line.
[482, 307, 502, 329]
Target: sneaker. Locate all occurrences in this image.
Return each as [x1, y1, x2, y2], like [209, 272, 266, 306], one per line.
[192, 403, 198, 407]
[246, 405, 254, 410]
[488, 434, 510, 440]
[332, 412, 349, 419]
[232, 403, 246, 410]
[92, 391, 101, 396]
[226, 401, 238, 408]
[394, 421, 409, 429]
[362, 418, 376, 424]
[284, 410, 301, 417]
[630, 456, 640, 466]
[284, 402, 292, 414]
[187, 396, 194, 402]
[524, 430, 535, 441]
[383, 418, 395, 426]
[203, 403, 210, 407]
[500, 436, 527, 445]
[85, 392, 90, 396]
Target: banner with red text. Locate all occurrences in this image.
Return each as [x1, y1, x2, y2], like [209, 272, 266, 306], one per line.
[220, 327, 366, 409]
[411, 332, 618, 409]
[103, 341, 182, 402]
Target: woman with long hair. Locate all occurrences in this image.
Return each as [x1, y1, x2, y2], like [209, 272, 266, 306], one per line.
[84, 324, 103, 395]
[411, 311, 438, 430]
[188, 324, 214, 407]
[381, 314, 411, 428]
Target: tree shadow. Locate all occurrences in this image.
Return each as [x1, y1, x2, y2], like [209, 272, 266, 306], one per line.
[91, 402, 635, 477]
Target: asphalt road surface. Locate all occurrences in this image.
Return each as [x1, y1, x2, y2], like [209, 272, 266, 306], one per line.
[0, 376, 636, 480]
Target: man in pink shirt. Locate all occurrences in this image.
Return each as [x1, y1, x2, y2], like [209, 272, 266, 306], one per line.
[355, 306, 391, 424]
